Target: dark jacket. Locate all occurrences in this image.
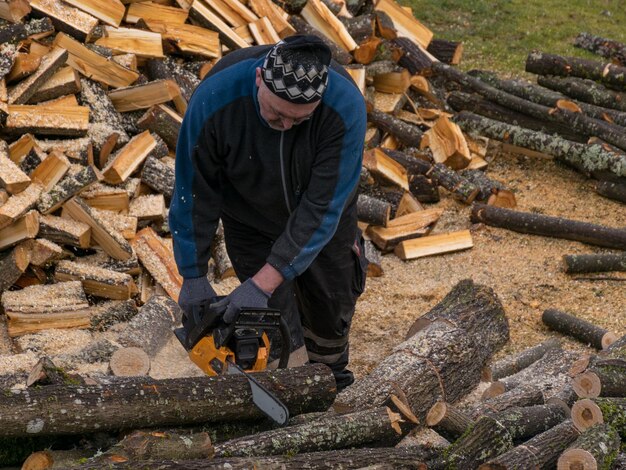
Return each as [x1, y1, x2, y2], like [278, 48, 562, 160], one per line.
[169, 45, 367, 281]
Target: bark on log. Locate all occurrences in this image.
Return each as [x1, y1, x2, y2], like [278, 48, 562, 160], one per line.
[574, 32, 626, 65]
[0, 363, 336, 438]
[447, 90, 585, 143]
[526, 51, 626, 91]
[459, 168, 506, 201]
[339, 14, 375, 43]
[211, 220, 234, 280]
[537, 75, 626, 113]
[136, 104, 181, 150]
[490, 337, 561, 381]
[0, 244, 30, 293]
[572, 398, 626, 438]
[558, 423, 621, 470]
[145, 57, 200, 102]
[573, 360, 626, 398]
[478, 420, 580, 470]
[443, 415, 513, 469]
[427, 39, 463, 65]
[464, 385, 546, 420]
[367, 109, 423, 148]
[76, 447, 430, 470]
[596, 180, 626, 203]
[426, 402, 473, 442]
[409, 174, 440, 202]
[542, 308, 618, 350]
[471, 203, 626, 251]
[357, 194, 391, 226]
[37, 165, 98, 214]
[434, 62, 626, 152]
[563, 252, 626, 274]
[141, 155, 174, 199]
[493, 403, 568, 442]
[337, 280, 509, 420]
[391, 37, 434, 75]
[214, 407, 410, 458]
[454, 111, 626, 179]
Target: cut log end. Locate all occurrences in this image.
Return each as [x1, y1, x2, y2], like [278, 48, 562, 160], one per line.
[425, 401, 447, 427]
[481, 381, 506, 400]
[20, 450, 53, 470]
[557, 449, 599, 470]
[572, 372, 602, 399]
[601, 332, 619, 349]
[109, 347, 151, 377]
[572, 399, 604, 432]
[569, 354, 591, 377]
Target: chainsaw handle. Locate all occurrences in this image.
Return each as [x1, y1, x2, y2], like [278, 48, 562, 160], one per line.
[277, 315, 291, 369]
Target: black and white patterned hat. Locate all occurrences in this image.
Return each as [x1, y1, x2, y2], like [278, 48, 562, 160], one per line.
[261, 35, 332, 104]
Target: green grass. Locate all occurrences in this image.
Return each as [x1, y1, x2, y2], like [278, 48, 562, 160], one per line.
[400, 0, 626, 76]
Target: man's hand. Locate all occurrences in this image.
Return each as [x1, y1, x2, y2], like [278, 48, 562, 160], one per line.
[178, 276, 217, 313]
[213, 278, 271, 324]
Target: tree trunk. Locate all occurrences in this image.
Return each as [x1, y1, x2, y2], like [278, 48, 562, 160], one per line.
[471, 203, 626, 251]
[447, 90, 586, 142]
[0, 363, 336, 438]
[337, 280, 509, 420]
[596, 180, 626, 203]
[443, 415, 513, 469]
[490, 337, 561, 381]
[426, 402, 473, 442]
[574, 32, 626, 65]
[479, 420, 580, 470]
[76, 447, 430, 470]
[558, 423, 621, 470]
[454, 111, 626, 179]
[470, 70, 626, 127]
[434, 62, 626, 152]
[542, 308, 618, 350]
[537, 75, 626, 113]
[367, 109, 423, 148]
[214, 407, 411, 458]
[572, 398, 626, 438]
[526, 51, 626, 91]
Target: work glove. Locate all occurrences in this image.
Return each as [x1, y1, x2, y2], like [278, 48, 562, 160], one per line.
[178, 276, 217, 314]
[212, 278, 271, 324]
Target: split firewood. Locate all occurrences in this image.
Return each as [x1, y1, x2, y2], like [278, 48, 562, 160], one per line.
[38, 213, 91, 248]
[471, 203, 626, 251]
[54, 259, 137, 300]
[0, 141, 31, 194]
[1, 280, 91, 337]
[0, 243, 30, 293]
[189, 0, 249, 50]
[374, 0, 432, 48]
[366, 208, 442, 251]
[394, 230, 473, 260]
[0, 363, 335, 438]
[146, 20, 221, 60]
[137, 105, 182, 151]
[89, 299, 138, 332]
[140, 155, 175, 199]
[489, 337, 561, 381]
[364, 239, 383, 277]
[37, 164, 98, 214]
[537, 75, 626, 113]
[129, 194, 166, 223]
[102, 131, 165, 185]
[337, 280, 508, 420]
[20, 237, 63, 267]
[4, 102, 90, 137]
[80, 181, 130, 212]
[0, 209, 39, 250]
[94, 26, 164, 60]
[300, 0, 357, 52]
[125, 1, 188, 25]
[30, 0, 98, 41]
[108, 79, 186, 115]
[478, 420, 580, 470]
[558, 423, 621, 470]
[572, 397, 626, 438]
[420, 115, 471, 170]
[542, 308, 618, 350]
[288, 16, 352, 65]
[34, 136, 91, 164]
[367, 109, 423, 148]
[90, 206, 138, 240]
[526, 50, 626, 92]
[372, 89, 406, 114]
[362, 148, 409, 190]
[339, 14, 375, 43]
[211, 220, 234, 280]
[0, 182, 42, 230]
[7, 46, 68, 105]
[131, 227, 182, 301]
[63, 196, 133, 260]
[595, 180, 626, 204]
[562, 252, 626, 274]
[0, 0, 31, 22]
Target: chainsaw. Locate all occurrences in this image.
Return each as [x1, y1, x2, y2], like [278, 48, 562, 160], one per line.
[174, 297, 292, 425]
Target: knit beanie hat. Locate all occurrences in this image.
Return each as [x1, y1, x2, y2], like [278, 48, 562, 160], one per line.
[261, 35, 332, 104]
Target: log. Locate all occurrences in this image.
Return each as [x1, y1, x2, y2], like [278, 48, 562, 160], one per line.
[471, 203, 626, 251]
[80, 181, 130, 212]
[443, 415, 513, 469]
[95, 26, 164, 59]
[21, 238, 63, 267]
[125, 1, 188, 24]
[572, 398, 626, 438]
[140, 155, 175, 199]
[108, 79, 185, 114]
[428, 163, 480, 203]
[38, 213, 91, 248]
[30, 0, 98, 42]
[596, 180, 626, 203]
[136, 105, 181, 150]
[563, 253, 626, 274]
[574, 32, 626, 65]
[489, 337, 561, 381]
[447, 90, 586, 143]
[336, 280, 509, 420]
[102, 131, 160, 185]
[363, 148, 409, 190]
[367, 109, 423, 147]
[0, 364, 336, 438]
[54, 259, 136, 300]
[558, 423, 621, 470]
[364, 239, 383, 277]
[573, 360, 626, 398]
[30, 150, 70, 192]
[113, 295, 180, 357]
[366, 208, 442, 251]
[109, 347, 151, 377]
[478, 420, 580, 470]
[537, 75, 626, 113]
[492, 403, 568, 442]
[37, 164, 98, 214]
[373, 0, 432, 48]
[7, 47, 68, 105]
[434, 62, 626, 152]
[420, 115, 471, 170]
[464, 385, 547, 420]
[391, 37, 435, 75]
[0, 244, 30, 293]
[357, 194, 391, 226]
[188, 0, 248, 51]
[542, 308, 618, 350]
[425, 401, 473, 442]
[89, 299, 138, 331]
[129, 194, 165, 222]
[526, 51, 626, 92]
[214, 407, 409, 458]
[146, 21, 221, 60]
[454, 111, 626, 180]
[0, 209, 39, 250]
[427, 39, 463, 65]
[340, 14, 375, 43]
[409, 174, 440, 203]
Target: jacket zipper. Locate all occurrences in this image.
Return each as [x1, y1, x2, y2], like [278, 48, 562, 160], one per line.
[279, 131, 293, 214]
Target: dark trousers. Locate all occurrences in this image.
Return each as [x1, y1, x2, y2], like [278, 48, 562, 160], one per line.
[221, 205, 367, 389]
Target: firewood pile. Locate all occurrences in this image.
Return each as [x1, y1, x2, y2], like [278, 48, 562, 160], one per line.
[0, 0, 625, 468]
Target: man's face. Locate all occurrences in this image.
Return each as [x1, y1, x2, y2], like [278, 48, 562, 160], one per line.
[255, 67, 320, 131]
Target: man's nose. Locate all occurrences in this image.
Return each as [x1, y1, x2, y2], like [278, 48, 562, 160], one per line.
[281, 117, 294, 130]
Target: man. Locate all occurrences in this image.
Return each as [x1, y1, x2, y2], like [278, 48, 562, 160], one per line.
[169, 35, 367, 390]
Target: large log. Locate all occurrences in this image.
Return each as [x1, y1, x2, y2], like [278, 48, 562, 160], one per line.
[478, 420, 580, 470]
[542, 308, 618, 350]
[573, 362, 626, 398]
[489, 337, 561, 381]
[537, 75, 626, 113]
[336, 280, 509, 420]
[454, 111, 626, 179]
[0, 364, 336, 438]
[471, 203, 626, 251]
[596, 180, 626, 203]
[558, 423, 621, 470]
[492, 403, 568, 442]
[572, 398, 626, 438]
[563, 253, 626, 274]
[434, 62, 626, 152]
[214, 407, 410, 458]
[574, 32, 626, 65]
[526, 51, 626, 91]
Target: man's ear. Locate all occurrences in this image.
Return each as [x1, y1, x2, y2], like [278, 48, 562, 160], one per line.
[255, 67, 262, 87]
